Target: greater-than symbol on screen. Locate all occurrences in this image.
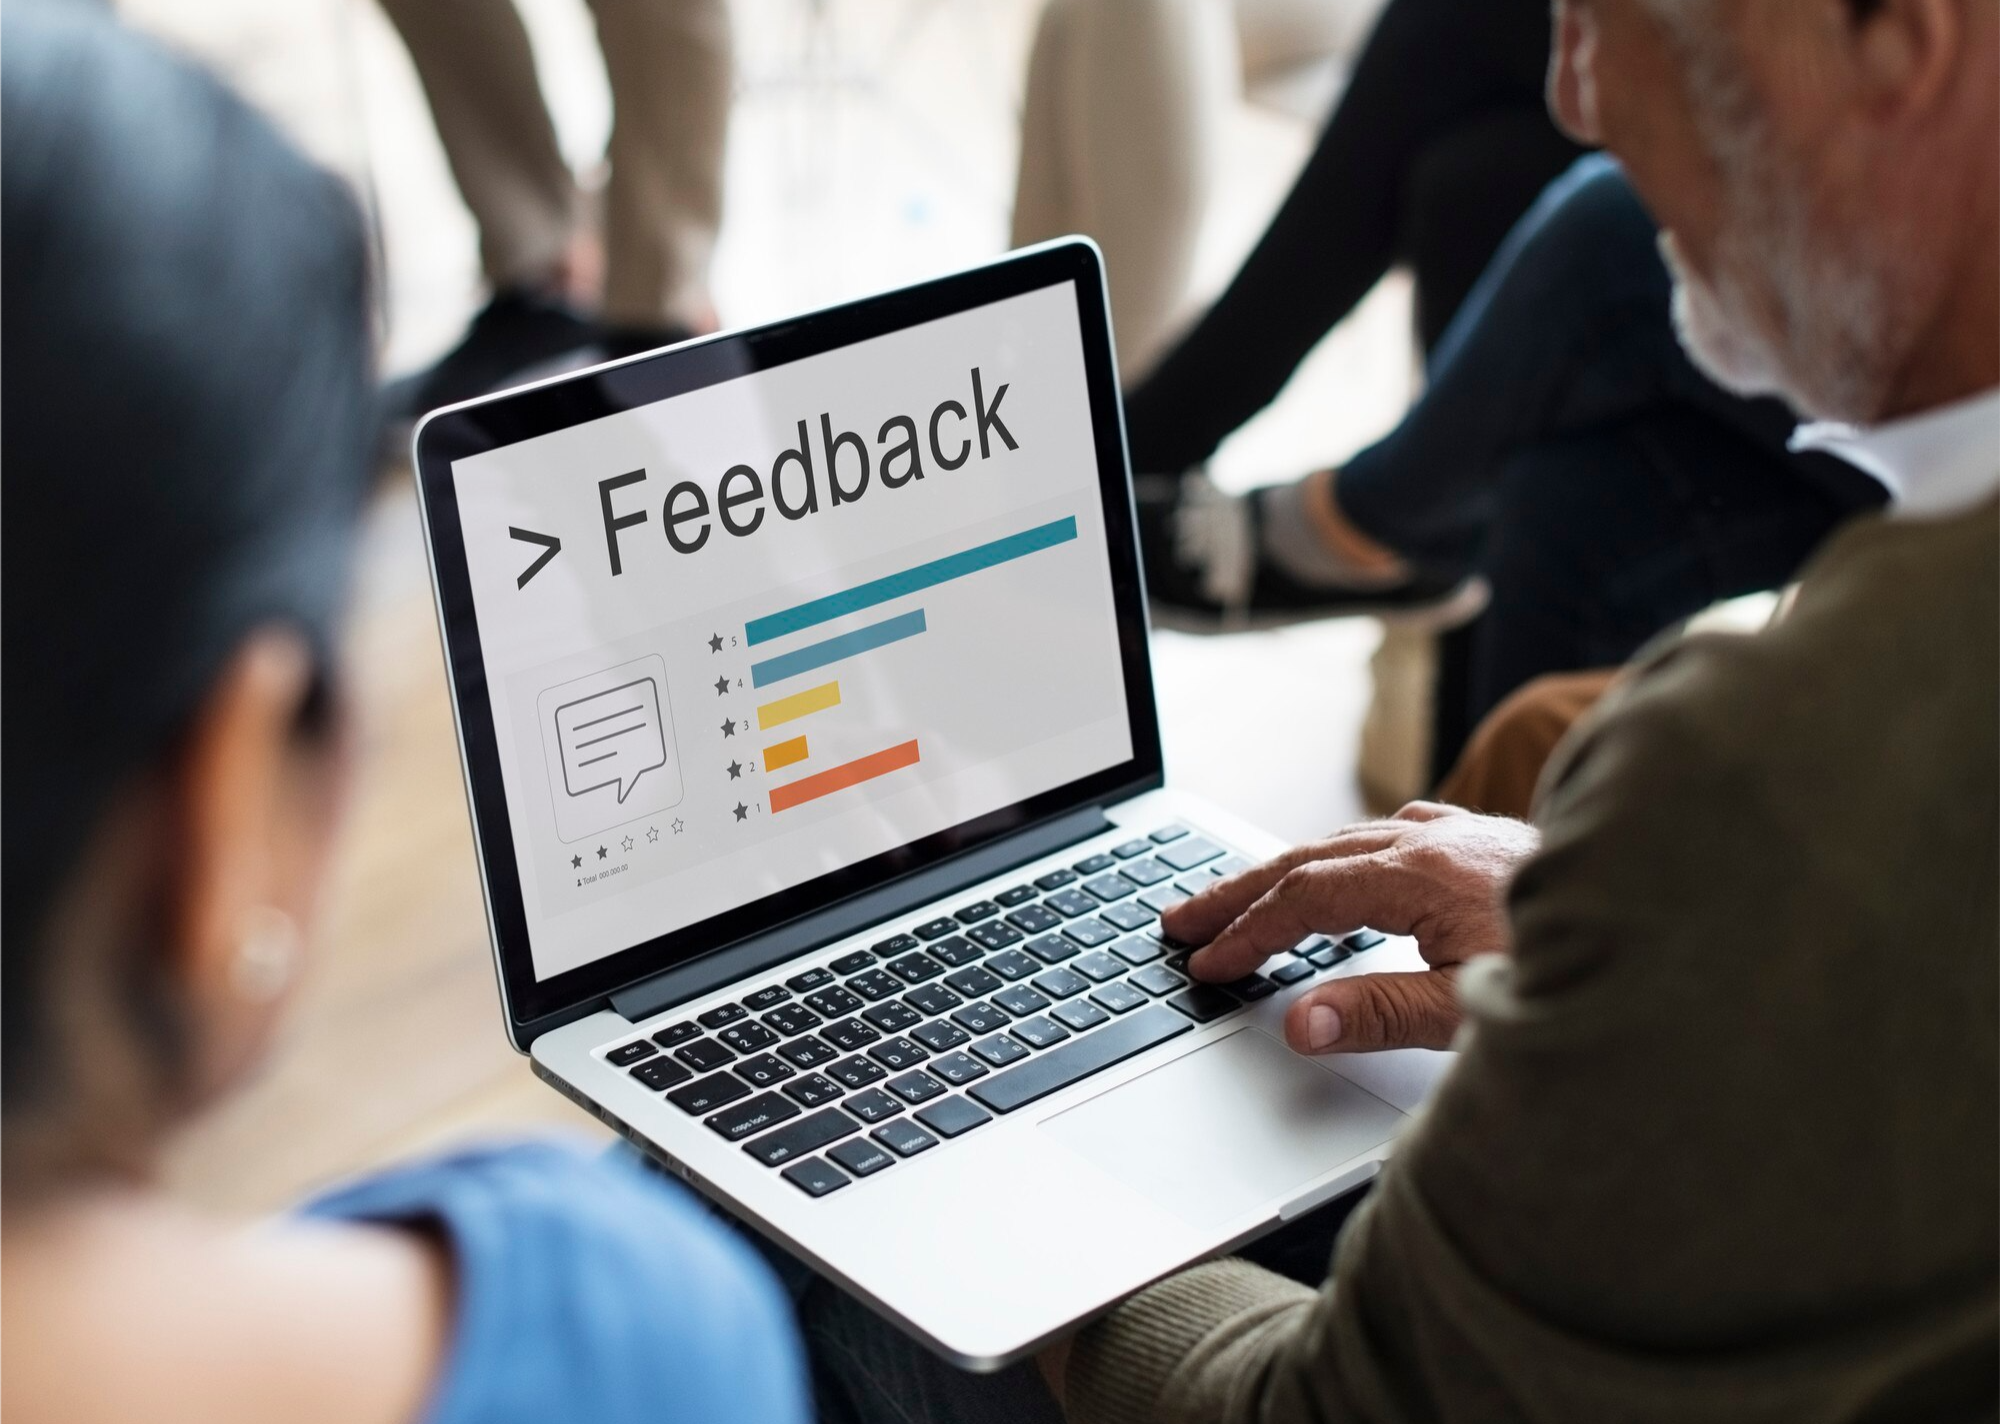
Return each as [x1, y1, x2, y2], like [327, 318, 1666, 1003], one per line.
[510, 526, 562, 588]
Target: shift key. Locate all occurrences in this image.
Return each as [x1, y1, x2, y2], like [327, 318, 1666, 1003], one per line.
[743, 1107, 861, 1167]
[968, 1004, 1191, 1114]
[705, 1091, 801, 1142]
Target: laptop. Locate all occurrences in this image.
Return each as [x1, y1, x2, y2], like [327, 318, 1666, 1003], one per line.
[412, 239, 1452, 1369]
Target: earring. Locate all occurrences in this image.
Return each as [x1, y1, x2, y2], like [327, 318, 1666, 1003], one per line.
[231, 906, 301, 1002]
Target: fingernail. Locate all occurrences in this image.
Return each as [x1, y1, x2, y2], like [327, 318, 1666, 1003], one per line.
[1307, 1005, 1342, 1050]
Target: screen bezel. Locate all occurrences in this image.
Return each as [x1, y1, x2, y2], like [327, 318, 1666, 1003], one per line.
[414, 241, 1163, 1042]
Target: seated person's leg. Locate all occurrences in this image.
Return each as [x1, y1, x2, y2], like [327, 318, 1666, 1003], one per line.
[1435, 668, 1620, 818]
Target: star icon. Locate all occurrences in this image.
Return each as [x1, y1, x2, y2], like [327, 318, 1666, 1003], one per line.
[720, 717, 736, 737]
[714, 674, 730, 697]
[708, 632, 724, 653]
[727, 759, 743, 780]
[596, 845, 608, 860]
[646, 826, 659, 843]
[671, 818, 685, 834]
[733, 801, 750, 822]
[621, 834, 634, 852]
[571, 854, 582, 869]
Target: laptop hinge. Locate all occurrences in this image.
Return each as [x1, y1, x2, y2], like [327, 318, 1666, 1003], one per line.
[608, 806, 1115, 1024]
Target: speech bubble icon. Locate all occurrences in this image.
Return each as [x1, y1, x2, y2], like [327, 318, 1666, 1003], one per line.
[554, 678, 669, 804]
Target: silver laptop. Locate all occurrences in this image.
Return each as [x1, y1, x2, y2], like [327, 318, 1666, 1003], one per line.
[412, 239, 1452, 1369]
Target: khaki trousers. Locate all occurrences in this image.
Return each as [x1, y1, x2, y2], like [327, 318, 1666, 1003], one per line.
[379, 0, 731, 327]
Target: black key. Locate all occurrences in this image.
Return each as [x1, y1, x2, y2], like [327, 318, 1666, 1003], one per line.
[994, 984, 1052, 1017]
[1083, 873, 1135, 902]
[945, 965, 1005, 997]
[916, 1096, 993, 1138]
[1157, 837, 1223, 872]
[1110, 935, 1163, 966]
[1227, 975, 1279, 1001]
[929, 934, 984, 968]
[868, 1036, 930, 1071]
[1270, 960, 1314, 986]
[786, 966, 835, 993]
[1032, 968, 1090, 1000]
[1138, 885, 1191, 914]
[1072, 950, 1125, 983]
[781, 1157, 849, 1197]
[606, 1040, 657, 1067]
[1073, 852, 1117, 875]
[829, 1136, 897, 1177]
[675, 1038, 737, 1072]
[972, 1004, 1192, 1114]
[744, 984, 792, 1011]
[1100, 901, 1156, 933]
[984, 949, 1040, 981]
[913, 917, 961, 941]
[1061, 918, 1119, 948]
[1045, 889, 1100, 918]
[827, 1055, 887, 1089]
[842, 1087, 903, 1123]
[994, 884, 1039, 907]
[1118, 857, 1173, 886]
[1111, 838, 1152, 860]
[821, 1018, 881, 1052]
[631, 1056, 692, 1090]
[951, 1001, 1012, 1035]
[1023, 934, 1079, 964]
[668, 1070, 751, 1115]
[967, 921, 1024, 952]
[762, 1003, 823, 1037]
[1004, 903, 1063, 935]
[744, 1107, 859, 1167]
[846, 969, 902, 1001]
[1130, 964, 1186, 997]
[705, 1091, 801, 1142]
[734, 1052, 797, 1088]
[1343, 929, 1387, 953]
[954, 900, 1001, 924]
[1291, 936, 1333, 958]
[862, 1000, 922, 1033]
[903, 983, 962, 1016]
[651, 1021, 701, 1048]
[777, 1035, 839, 1069]
[1033, 869, 1077, 891]
[1052, 998, 1110, 1033]
[1149, 824, 1190, 843]
[927, 1050, 988, 1085]
[698, 1002, 747, 1029]
[1213, 855, 1253, 876]
[872, 933, 920, 957]
[806, 986, 864, 1018]
[1090, 981, 1148, 1015]
[830, 951, 877, 975]
[1308, 944, 1350, 970]
[971, 1033, 1031, 1067]
[911, 1019, 970, 1053]
[1010, 1015, 1070, 1050]
[872, 1119, 938, 1157]
[1167, 984, 1239, 1023]
[886, 1069, 947, 1104]
[783, 1072, 845, 1107]
[720, 1021, 779, 1054]
[886, 952, 946, 984]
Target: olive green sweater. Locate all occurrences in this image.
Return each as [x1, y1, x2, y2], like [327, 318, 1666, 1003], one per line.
[1067, 501, 1999, 1424]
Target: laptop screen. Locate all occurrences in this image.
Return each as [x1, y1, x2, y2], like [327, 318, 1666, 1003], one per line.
[439, 272, 1140, 995]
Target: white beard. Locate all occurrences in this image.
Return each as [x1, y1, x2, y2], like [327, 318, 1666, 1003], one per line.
[1659, 229, 1787, 400]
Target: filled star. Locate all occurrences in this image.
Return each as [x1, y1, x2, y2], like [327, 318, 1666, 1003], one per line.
[714, 674, 730, 697]
[733, 801, 749, 822]
[671, 818, 685, 834]
[707, 632, 723, 653]
[570, 854, 581, 869]
[727, 759, 743, 780]
[646, 826, 659, 843]
[621, 834, 634, 852]
[720, 717, 736, 737]
[596, 845, 608, 860]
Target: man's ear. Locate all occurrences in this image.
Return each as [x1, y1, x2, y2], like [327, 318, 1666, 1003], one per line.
[1852, 0, 1962, 122]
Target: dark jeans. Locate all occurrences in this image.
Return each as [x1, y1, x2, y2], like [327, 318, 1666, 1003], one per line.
[1126, 0, 1580, 473]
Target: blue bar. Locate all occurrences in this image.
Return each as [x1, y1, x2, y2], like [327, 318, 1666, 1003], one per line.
[746, 516, 1077, 646]
[750, 609, 927, 688]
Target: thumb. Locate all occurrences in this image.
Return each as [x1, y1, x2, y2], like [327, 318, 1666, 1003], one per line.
[1282, 968, 1463, 1055]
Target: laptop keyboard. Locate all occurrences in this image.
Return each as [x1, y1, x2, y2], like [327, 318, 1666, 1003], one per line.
[595, 824, 1387, 1198]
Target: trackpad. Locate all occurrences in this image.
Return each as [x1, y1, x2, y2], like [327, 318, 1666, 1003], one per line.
[1040, 1028, 1406, 1228]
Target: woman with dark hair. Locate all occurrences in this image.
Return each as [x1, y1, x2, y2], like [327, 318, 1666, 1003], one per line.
[0, 10, 808, 1421]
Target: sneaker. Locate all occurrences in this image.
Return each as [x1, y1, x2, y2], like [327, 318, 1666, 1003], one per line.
[1134, 471, 1487, 631]
[382, 288, 596, 425]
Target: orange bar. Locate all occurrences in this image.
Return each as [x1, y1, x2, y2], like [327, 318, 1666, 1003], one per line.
[769, 739, 921, 813]
[764, 735, 809, 772]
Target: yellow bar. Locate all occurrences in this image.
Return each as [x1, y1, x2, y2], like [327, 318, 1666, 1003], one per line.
[764, 735, 809, 771]
[757, 679, 841, 731]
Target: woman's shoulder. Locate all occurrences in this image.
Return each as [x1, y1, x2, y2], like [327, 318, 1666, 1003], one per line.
[304, 1138, 810, 1424]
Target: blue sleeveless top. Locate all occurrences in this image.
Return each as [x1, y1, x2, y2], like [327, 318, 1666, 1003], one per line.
[304, 1140, 810, 1424]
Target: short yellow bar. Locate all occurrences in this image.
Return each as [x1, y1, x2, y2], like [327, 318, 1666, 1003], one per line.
[757, 679, 840, 731]
[764, 735, 809, 771]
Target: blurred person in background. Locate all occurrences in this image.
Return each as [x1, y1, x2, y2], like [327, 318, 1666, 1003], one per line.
[0, 10, 805, 1423]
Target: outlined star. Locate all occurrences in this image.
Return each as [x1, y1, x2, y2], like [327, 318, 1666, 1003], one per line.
[646, 826, 660, 843]
[621, 834, 634, 851]
[720, 718, 736, 737]
[714, 674, 730, 697]
[571, 854, 582, 869]
[596, 845, 608, 860]
[671, 818, 685, 834]
[733, 801, 750, 821]
[727, 759, 743, 780]
[708, 632, 724, 653]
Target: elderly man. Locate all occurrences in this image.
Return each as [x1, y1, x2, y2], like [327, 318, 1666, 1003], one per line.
[800, 0, 1998, 1419]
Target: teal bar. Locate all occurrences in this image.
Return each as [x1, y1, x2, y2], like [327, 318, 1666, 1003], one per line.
[749, 609, 927, 688]
[745, 516, 1077, 646]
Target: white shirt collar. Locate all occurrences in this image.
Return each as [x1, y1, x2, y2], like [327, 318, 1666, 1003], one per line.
[1790, 387, 2000, 519]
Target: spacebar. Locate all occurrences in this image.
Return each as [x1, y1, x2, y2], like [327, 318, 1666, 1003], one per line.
[969, 1005, 1192, 1114]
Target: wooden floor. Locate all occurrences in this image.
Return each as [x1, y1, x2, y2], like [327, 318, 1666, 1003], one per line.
[144, 0, 1414, 1214]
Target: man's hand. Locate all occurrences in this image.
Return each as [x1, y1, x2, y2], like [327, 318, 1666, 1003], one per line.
[1164, 803, 1540, 1054]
